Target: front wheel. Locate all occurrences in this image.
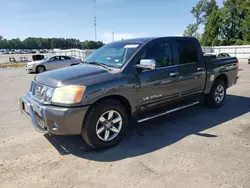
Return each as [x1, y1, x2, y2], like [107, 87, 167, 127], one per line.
[36, 65, 46, 73]
[82, 99, 128, 149]
[205, 80, 226, 108]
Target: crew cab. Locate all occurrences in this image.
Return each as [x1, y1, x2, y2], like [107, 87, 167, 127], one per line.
[20, 37, 239, 149]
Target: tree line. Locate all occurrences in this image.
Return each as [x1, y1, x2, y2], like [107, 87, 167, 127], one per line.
[183, 0, 250, 46]
[0, 36, 105, 49]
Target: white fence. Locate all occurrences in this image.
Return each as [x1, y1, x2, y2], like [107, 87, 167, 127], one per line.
[202, 45, 250, 59]
[50, 45, 250, 61]
[50, 49, 95, 60]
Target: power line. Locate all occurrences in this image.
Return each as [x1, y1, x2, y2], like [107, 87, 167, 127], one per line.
[93, 0, 97, 41]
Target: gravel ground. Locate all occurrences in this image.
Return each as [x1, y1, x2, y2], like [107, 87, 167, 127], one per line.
[0, 60, 250, 188]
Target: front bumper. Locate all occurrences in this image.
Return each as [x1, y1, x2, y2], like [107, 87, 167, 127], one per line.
[25, 65, 36, 72]
[234, 76, 239, 84]
[19, 94, 90, 135]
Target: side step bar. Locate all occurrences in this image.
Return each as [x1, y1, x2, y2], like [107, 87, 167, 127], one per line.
[137, 101, 200, 123]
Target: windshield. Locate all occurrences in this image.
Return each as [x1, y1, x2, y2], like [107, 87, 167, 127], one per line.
[84, 42, 141, 68]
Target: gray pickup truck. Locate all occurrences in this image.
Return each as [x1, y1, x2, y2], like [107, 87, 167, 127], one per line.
[20, 37, 239, 149]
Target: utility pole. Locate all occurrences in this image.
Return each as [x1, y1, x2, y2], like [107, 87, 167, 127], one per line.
[112, 32, 114, 42]
[93, 0, 97, 41]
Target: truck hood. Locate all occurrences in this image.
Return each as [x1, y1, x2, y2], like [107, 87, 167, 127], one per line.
[35, 64, 113, 87]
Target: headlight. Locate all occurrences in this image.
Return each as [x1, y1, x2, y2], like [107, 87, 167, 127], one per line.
[27, 63, 34, 67]
[51, 85, 86, 104]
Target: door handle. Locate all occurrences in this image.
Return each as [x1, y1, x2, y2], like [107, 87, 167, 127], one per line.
[170, 72, 179, 77]
[197, 67, 205, 71]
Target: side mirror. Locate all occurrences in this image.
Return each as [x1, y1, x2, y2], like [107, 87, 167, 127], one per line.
[136, 59, 156, 70]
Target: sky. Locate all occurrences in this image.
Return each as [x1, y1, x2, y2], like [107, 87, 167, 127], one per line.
[0, 0, 224, 43]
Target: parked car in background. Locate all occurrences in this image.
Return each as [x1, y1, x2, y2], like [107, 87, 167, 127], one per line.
[25, 55, 83, 73]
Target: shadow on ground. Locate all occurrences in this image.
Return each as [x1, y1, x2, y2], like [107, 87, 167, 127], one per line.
[44, 94, 250, 162]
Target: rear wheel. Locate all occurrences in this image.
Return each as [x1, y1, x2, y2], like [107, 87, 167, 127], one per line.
[36, 65, 46, 73]
[82, 99, 128, 149]
[205, 80, 226, 108]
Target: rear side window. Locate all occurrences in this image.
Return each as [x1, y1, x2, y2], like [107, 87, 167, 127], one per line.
[177, 40, 198, 64]
[218, 53, 230, 57]
[63, 56, 71, 60]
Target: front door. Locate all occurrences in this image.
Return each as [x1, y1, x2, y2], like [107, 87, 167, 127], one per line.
[136, 39, 180, 113]
[46, 56, 61, 70]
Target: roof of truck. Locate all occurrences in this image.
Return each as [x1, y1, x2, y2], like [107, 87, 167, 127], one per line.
[114, 36, 196, 44]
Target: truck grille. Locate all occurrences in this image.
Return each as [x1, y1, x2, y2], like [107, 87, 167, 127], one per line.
[30, 81, 54, 104]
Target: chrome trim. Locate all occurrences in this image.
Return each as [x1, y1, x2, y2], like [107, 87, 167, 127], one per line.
[29, 80, 54, 104]
[19, 96, 47, 133]
[137, 101, 199, 123]
[142, 65, 178, 72]
[197, 67, 206, 71]
[170, 72, 179, 76]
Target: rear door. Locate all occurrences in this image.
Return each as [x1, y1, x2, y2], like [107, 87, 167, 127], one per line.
[136, 39, 180, 112]
[176, 39, 206, 101]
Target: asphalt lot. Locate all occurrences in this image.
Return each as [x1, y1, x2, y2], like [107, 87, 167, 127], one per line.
[0, 60, 250, 188]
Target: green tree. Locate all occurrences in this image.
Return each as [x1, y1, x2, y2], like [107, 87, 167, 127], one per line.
[185, 0, 250, 45]
[0, 35, 3, 49]
[191, 0, 204, 33]
[183, 24, 197, 37]
[183, 0, 217, 39]
[0, 36, 105, 49]
[202, 0, 218, 24]
[202, 9, 222, 46]
[219, 0, 250, 44]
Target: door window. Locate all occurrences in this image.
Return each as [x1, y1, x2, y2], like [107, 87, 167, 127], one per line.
[176, 40, 198, 64]
[141, 42, 174, 68]
[50, 56, 60, 61]
[60, 56, 71, 60]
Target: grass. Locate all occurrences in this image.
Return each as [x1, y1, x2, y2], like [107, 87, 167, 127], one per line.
[0, 62, 26, 68]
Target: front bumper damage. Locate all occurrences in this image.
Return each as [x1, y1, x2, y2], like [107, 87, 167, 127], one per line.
[19, 94, 89, 135]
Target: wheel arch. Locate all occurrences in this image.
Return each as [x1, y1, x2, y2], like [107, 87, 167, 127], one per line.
[215, 74, 228, 88]
[86, 94, 133, 121]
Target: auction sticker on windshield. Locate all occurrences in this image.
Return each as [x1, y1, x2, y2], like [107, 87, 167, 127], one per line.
[124, 44, 139, 48]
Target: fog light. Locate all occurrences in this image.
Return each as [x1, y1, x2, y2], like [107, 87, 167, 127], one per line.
[51, 122, 58, 131]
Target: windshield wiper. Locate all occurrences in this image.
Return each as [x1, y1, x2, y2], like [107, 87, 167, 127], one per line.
[85, 61, 112, 71]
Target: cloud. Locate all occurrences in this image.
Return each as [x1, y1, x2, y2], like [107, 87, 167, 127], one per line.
[98, 32, 149, 43]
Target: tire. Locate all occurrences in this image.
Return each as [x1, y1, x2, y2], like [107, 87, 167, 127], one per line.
[36, 65, 46, 73]
[82, 99, 128, 149]
[204, 79, 227, 108]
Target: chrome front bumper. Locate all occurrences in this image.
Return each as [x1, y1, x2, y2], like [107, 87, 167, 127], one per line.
[20, 96, 47, 133]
